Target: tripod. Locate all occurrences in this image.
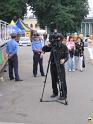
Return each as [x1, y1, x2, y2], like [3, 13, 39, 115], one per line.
[40, 44, 68, 105]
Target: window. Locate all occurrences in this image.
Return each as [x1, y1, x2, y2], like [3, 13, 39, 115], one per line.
[35, 23, 38, 28]
[30, 24, 33, 28]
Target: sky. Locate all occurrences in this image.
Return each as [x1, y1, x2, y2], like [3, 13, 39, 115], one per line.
[88, 0, 93, 17]
[88, 0, 93, 8]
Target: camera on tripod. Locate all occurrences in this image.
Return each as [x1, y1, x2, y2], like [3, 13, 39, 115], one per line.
[49, 33, 63, 46]
[40, 31, 68, 105]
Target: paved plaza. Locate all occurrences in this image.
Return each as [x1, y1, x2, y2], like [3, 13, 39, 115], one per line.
[0, 46, 93, 124]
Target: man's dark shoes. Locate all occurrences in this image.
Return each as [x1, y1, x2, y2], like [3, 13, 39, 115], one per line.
[50, 93, 58, 98]
[10, 77, 14, 80]
[41, 74, 45, 76]
[34, 75, 37, 77]
[58, 96, 67, 100]
[15, 79, 23, 81]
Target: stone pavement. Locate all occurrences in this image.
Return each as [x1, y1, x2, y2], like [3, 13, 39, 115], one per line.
[0, 122, 24, 124]
[0, 47, 93, 124]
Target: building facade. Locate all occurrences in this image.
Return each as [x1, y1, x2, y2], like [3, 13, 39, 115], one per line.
[23, 16, 40, 31]
[24, 16, 93, 37]
[81, 17, 93, 36]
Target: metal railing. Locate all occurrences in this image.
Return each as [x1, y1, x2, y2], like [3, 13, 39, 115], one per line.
[0, 20, 8, 73]
[0, 20, 9, 43]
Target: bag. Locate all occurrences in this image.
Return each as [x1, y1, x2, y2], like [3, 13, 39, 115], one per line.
[83, 39, 88, 47]
[82, 55, 85, 68]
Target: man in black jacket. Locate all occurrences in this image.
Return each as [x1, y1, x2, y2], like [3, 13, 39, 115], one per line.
[42, 33, 68, 99]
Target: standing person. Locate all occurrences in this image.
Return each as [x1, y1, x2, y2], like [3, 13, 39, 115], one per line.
[66, 36, 75, 72]
[6, 33, 23, 81]
[32, 33, 45, 77]
[42, 33, 68, 99]
[88, 35, 93, 64]
[43, 33, 47, 46]
[74, 36, 84, 71]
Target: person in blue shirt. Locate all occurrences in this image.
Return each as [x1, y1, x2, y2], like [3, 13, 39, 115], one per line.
[6, 33, 23, 81]
[32, 33, 45, 77]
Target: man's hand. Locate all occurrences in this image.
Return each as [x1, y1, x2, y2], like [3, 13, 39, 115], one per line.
[47, 43, 51, 47]
[60, 59, 65, 64]
[40, 53, 43, 58]
[38, 49, 42, 52]
[8, 54, 13, 59]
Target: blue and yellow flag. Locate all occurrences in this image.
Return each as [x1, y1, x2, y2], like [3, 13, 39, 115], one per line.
[16, 19, 31, 31]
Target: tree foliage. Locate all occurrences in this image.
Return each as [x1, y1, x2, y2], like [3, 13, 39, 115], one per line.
[0, 0, 89, 34]
[28, 0, 89, 34]
[0, 0, 27, 23]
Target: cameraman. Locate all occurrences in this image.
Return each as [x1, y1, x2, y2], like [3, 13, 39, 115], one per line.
[42, 32, 68, 99]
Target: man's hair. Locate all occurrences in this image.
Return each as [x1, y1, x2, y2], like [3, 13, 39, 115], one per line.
[10, 33, 17, 39]
[11, 35, 16, 39]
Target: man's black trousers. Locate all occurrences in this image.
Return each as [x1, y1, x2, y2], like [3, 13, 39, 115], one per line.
[8, 54, 19, 80]
[50, 63, 67, 97]
[33, 53, 44, 76]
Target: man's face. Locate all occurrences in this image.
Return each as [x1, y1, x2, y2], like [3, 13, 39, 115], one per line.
[34, 36, 40, 41]
[69, 38, 73, 42]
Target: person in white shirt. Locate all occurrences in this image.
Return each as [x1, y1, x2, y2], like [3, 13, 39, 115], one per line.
[88, 35, 93, 64]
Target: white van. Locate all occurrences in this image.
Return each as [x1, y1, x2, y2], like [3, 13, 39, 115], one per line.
[19, 37, 31, 46]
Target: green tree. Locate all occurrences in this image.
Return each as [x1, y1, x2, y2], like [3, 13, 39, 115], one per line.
[0, 0, 89, 34]
[0, 0, 27, 23]
[28, 0, 89, 34]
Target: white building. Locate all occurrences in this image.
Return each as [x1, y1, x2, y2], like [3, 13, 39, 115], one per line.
[81, 17, 93, 36]
[23, 16, 40, 31]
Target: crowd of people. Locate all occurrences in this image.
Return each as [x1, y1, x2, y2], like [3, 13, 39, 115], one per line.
[65, 34, 85, 72]
[31, 32, 93, 74]
[6, 31, 93, 100]
[31, 31, 84, 99]
[65, 33, 93, 72]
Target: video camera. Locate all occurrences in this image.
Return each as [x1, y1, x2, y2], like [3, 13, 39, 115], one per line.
[49, 33, 63, 46]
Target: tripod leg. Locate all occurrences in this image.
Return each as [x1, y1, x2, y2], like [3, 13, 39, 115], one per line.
[64, 99, 68, 105]
[40, 82, 46, 102]
[40, 57, 50, 102]
[54, 63, 68, 105]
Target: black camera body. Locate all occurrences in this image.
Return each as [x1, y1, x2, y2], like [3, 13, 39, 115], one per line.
[49, 32, 63, 47]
